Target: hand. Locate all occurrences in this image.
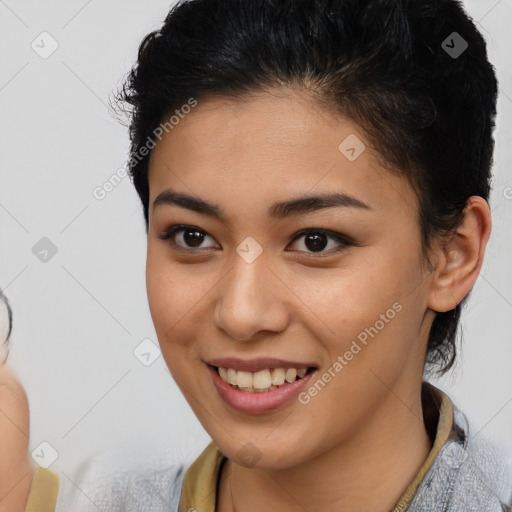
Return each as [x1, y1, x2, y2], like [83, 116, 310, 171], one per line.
[0, 352, 34, 512]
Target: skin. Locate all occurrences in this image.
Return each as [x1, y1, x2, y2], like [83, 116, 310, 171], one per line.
[0, 353, 34, 512]
[146, 87, 491, 512]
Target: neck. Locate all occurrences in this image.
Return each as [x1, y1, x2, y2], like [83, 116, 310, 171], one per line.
[218, 382, 433, 512]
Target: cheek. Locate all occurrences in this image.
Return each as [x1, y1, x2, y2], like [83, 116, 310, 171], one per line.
[145, 246, 214, 359]
[299, 262, 405, 337]
[145, 260, 197, 387]
[310, 250, 424, 371]
[146, 242, 187, 317]
[145, 248, 190, 344]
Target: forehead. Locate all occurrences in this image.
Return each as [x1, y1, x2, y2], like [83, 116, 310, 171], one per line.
[147, 89, 417, 220]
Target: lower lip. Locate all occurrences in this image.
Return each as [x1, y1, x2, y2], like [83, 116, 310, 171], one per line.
[207, 365, 316, 414]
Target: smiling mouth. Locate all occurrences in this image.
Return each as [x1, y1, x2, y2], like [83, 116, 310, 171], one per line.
[213, 365, 316, 393]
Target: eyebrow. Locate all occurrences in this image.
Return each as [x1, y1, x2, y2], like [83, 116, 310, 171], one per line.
[152, 188, 372, 221]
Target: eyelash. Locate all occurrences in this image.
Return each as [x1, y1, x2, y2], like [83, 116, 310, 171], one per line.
[158, 224, 355, 257]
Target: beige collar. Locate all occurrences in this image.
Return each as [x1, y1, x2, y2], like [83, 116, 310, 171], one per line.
[178, 381, 454, 512]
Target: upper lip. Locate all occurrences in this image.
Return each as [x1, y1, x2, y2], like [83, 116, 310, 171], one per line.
[205, 357, 317, 373]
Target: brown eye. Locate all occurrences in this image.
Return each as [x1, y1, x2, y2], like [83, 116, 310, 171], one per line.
[159, 225, 353, 256]
[287, 229, 353, 255]
[159, 225, 219, 250]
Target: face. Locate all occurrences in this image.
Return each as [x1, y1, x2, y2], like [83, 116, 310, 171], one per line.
[146, 88, 434, 470]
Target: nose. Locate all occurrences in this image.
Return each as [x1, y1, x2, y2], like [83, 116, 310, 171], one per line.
[213, 253, 290, 343]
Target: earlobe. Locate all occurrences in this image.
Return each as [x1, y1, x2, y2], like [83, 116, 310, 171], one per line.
[427, 196, 492, 313]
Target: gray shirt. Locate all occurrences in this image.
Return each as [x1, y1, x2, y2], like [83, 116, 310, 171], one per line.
[56, 387, 512, 512]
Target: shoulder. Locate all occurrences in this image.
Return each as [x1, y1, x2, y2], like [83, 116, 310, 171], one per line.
[450, 425, 512, 511]
[56, 451, 189, 512]
[92, 463, 187, 512]
[410, 405, 512, 512]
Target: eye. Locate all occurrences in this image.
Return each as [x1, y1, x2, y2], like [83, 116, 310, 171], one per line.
[287, 228, 354, 256]
[158, 224, 219, 251]
[159, 224, 354, 256]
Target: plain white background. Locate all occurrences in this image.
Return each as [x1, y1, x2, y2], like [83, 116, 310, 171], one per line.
[0, 0, 511, 494]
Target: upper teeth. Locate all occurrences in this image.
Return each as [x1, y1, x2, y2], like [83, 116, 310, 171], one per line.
[218, 367, 308, 391]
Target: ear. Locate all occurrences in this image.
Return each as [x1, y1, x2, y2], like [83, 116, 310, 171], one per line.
[427, 196, 492, 313]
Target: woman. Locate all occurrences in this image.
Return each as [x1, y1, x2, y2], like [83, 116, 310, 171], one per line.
[82, 0, 512, 512]
[80, 0, 512, 510]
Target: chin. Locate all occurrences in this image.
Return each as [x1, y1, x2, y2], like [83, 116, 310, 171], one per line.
[214, 433, 314, 471]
